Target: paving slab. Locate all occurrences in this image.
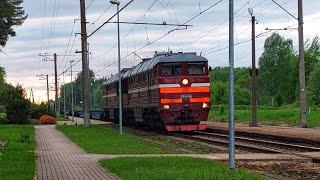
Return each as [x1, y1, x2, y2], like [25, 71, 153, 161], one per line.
[35, 125, 119, 180]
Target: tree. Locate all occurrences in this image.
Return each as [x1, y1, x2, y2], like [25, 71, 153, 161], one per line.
[308, 63, 320, 106]
[0, 84, 30, 123]
[258, 33, 297, 106]
[0, 0, 27, 48]
[0, 67, 5, 90]
[305, 36, 320, 82]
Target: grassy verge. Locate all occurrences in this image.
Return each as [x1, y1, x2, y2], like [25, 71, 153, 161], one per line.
[56, 115, 70, 121]
[209, 105, 320, 128]
[0, 125, 36, 180]
[57, 124, 178, 154]
[100, 157, 264, 180]
[122, 126, 224, 153]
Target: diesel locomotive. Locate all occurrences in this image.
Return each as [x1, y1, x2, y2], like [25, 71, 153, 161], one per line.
[102, 51, 211, 131]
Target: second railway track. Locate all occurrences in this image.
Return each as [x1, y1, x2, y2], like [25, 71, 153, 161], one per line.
[170, 130, 320, 161]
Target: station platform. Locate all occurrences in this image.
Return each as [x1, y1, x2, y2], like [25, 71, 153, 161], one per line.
[207, 121, 320, 143]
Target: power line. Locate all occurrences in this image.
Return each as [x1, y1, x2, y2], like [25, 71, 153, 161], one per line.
[47, 0, 61, 50]
[88, 4, 113, 29]
[40, 0, 47, 50]
[88, 0, 135, 37]
[194, 0, 292, 56]
[86, 0, 96, 10]
[59, 22, 76, 72]
[95, 0, 225, 75]
[176, 0, 249, 52]
[92, 0, 160, 61]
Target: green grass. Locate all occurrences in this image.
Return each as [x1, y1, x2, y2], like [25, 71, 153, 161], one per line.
[57, 124, 176, 154]
[100, 157, 264, 180]
[56, 115, 70, 121]
[0, 125, 36, 180]
[209, 105, 320, 128]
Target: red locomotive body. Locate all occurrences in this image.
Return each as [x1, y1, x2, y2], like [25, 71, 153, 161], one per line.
[102, 52, 210, 131]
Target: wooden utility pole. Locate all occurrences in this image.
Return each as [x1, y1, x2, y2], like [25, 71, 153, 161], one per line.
[54, 53, 59, 115]
[80, 0, 91, 127]
[46, 74, 49, 104]
[250, 14, 258, 127]
[298, 0, 307, 128]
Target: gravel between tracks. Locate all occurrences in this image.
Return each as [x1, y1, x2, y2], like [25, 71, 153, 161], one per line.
[239, 160, 320, 180]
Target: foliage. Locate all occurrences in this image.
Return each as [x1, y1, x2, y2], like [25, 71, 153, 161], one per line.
[0, 0, 27, 48]
[39, 115, 56, 124]
[210, 67, 251, 105]
[0, 84, 30, 124]
[56, 115, 69, 121]
[57, 125, 175, 154]
[305, 36, 320, 81]
[209, 105, 320, 128]
[100, 157, 263, 180]
[258, 33, 297, 106]
[0, 125, 36, 179]
[308, 63, 320, 106]
[60, 69, 106, 111]
[0, 67, 5, 90]
[29, 102, 53, 119]
[0, 112, 8, 124]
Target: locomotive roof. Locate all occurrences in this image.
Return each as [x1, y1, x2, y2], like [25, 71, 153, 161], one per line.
[104, 52, 208, 85]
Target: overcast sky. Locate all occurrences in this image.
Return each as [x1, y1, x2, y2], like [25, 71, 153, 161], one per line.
[0, 0, 319, 102]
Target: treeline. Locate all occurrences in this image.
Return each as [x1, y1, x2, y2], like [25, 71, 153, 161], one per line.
[211, 33, 320, 107]
[0, 67, 53, 124]
[60, 70, 105, 112]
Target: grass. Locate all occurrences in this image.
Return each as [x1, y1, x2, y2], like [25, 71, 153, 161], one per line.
[100, 157, 264, 180]
[0, 125, 36, 180]
[57, 124, 177, 154]
[56, 115, 70, 121]
[209, 105, 320, 128]
[123, 126, 224, 154]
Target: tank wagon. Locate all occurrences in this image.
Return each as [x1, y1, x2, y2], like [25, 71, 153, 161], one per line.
[102, 52, 211, 131]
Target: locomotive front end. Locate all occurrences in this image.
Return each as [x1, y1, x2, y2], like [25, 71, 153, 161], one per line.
[158, 55, 210, 131]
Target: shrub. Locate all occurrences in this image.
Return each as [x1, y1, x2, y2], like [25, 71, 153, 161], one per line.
[39, 115, 56, 124]
[0, 84, 31, 124]
[30, 103, 54, 119]
[0, 112, 8, 124]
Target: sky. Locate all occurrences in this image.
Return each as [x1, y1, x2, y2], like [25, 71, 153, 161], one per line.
[0, 0, 319, 102]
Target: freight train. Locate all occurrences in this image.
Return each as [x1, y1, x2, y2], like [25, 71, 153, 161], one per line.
[102, 51, 211, 131]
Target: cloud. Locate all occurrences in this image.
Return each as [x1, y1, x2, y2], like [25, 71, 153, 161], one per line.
[1, 0, 319, 102]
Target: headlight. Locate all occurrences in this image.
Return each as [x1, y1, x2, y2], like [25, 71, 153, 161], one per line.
[202, 103, 208, 109]
[182, 79, 189, 85]
[163, 105, 170, 110]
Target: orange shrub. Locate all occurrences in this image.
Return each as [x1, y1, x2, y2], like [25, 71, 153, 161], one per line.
[39, 115, 57, 124]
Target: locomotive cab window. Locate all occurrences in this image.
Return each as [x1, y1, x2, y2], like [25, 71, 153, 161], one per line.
[162, 63, 182, 76]
[188, 62, 205, 75]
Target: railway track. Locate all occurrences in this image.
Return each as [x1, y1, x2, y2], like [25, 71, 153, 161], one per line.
[171, 131, 320, 161]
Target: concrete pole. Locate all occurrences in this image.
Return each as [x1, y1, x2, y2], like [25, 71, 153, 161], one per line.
[63, 72, 67, 117]
[298, 0, 307, 128]
[228, 0, 236, 170]
[71, 61, 75, 123]
[80, 0, 91, 127]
